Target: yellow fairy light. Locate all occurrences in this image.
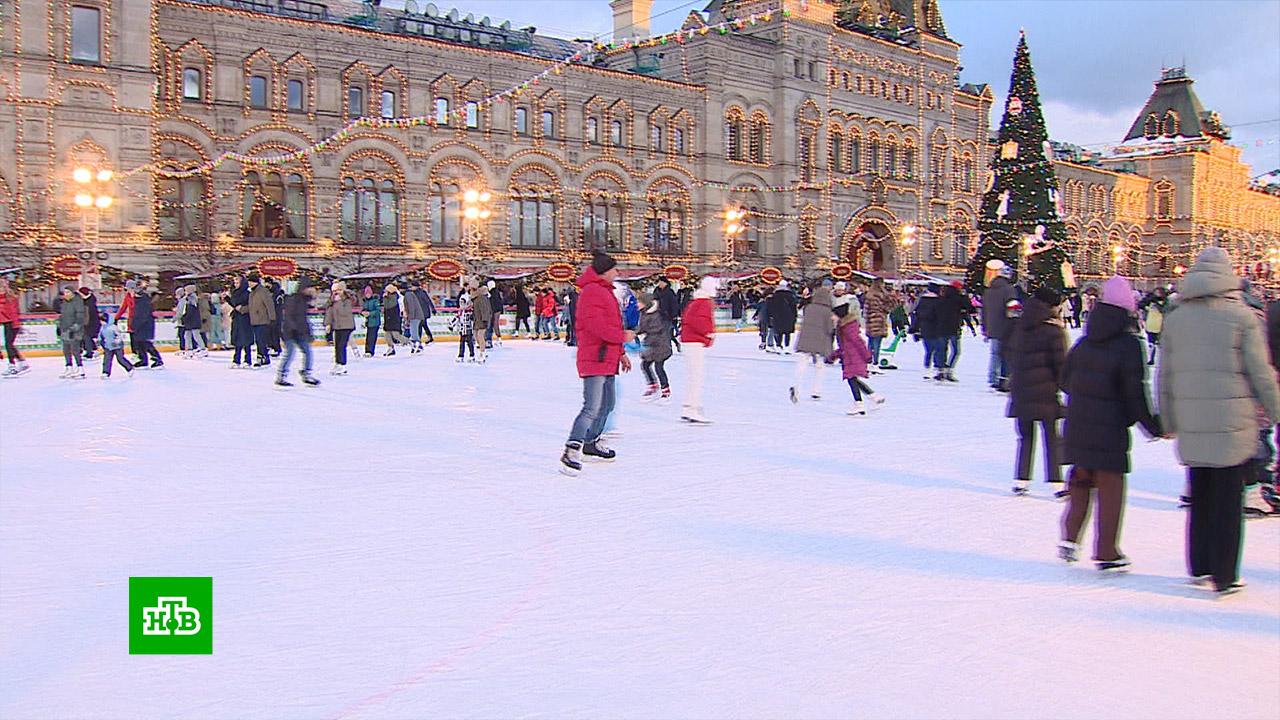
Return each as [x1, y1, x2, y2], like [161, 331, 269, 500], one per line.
[73, 167, 92, 184]
[75, 193, 93, 208]
[95, 195, 113, 209]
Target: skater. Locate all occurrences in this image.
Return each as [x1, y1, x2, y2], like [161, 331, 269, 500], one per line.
[114, 279, 142, 362]
[934, 282, 971, 382]
[983, 268, 1018, 390]
[179, 284, 206, 356]
[1159, 247, 1280, 596]
[276, 277, 320, 388]
[132, 287, 164, 369]
[1059, 276, 1163, 572]
[248, 274, 276, 367]
[456, 287, 476, 362]
[1139, 286, 1168, 365]
[0, 277, 29, 377]
[767, 280, 797, 353]
[791, 283, 834, 402]
[635, 291, 672, 403]
[197, 287, 213, 350]
[228, 277, 254, 367]
[560, 251, 634, 475]
[324, 281, 356, 375]
[655, 278, 681, 353]
[216, 291, 233, 350]
[381, 284, 405, 356]
[537, 287, 559, 340]
[829, 298, 883, 415]
[486, 280, 503, 348]
[98, 312, 134, 379]
[403, 280, 425, 353]
[729, 287, 746, 330]
[1006, 286, 1067, 497]
[78, 287, 100, 359]
[564, 285, 579, 346]
[754, 288, 772, 350]
[863, 278, 893, 370]
[268, 279, 286, 356]
[471, 279, 492, 363]
[57, 287, 86, 379]
[513, 283, 533, 337]
[414, 280, 436, 345]
[909, 284, 943, 380]
[361, 286, 381, 357]
[680, 276, 717, 423]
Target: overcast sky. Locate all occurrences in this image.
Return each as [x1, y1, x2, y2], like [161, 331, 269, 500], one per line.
[388, 0, 1279, 174]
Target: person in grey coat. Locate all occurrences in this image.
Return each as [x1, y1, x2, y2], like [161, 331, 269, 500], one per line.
[402, 286, 425, 353]
[635, 291, 673, 402]
[982, 271, 1018, 389]
[57, 287, 86, 376]
[790, 285, 834, 402]
[1158, 246, 1280, 596]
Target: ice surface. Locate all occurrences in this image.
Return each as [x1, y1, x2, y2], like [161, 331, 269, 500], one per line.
[2, 332, 1278, 719]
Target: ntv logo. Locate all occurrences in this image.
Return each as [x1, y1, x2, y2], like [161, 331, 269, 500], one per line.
[129, 577, 213, 654]
[142, 597, 202, 636]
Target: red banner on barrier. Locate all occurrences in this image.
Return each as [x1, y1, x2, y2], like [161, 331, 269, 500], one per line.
[257, 257, 298, 278]
[759, 266, 783, 285]
[428, 258, 463, 281]
[546, 262, 576, 282]
[663, 264, 689, 281]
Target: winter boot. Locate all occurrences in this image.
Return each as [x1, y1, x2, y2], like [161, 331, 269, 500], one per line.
[1057, 540, 1079, 563]
[560, 441, 583, 476]
[582, 438, 617, 462]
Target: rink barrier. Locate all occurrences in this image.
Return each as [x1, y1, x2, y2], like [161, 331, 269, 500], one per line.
[7, 308, 757, 357]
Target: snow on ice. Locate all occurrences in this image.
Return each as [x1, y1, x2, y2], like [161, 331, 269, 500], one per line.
[1, 332, 1277, 718]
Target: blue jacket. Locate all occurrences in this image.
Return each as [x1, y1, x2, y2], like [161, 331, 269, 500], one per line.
[98, 321, 125, 350]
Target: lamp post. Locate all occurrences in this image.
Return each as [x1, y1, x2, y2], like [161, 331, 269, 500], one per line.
[898, 224, 917, 276]
[1111, 244, 1125, 273]
[461, 187, 492, 260]
[72, 165, 115, 289]
[723, 206, 747, 263]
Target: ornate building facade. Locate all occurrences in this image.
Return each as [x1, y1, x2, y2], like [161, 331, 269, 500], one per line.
[0, 0, 990, 279]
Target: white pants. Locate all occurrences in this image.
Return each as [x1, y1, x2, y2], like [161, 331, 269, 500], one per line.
[794, 353, 824, 396]
[682, 342, 707, 415]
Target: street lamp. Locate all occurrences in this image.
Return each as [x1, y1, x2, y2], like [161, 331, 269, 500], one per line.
[1112, 244, 1125, 272]
[723, 206, 747, 260]
[460, 187, 492, 258]
[71, 164, 116, 289]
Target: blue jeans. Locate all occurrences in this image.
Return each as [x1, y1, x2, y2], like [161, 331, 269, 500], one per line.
[253, 325, 271, 363]
[945, 334, 961, 368]
[987, 338, 1007, 385]
[569, 375, 617, 444]
[868, 335, 884, 366]
[277, 338, 313, 377]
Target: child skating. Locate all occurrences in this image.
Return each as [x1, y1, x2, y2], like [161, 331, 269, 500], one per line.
[829, 299, 884, 416]
[635, 292, 672, 403]
[98, 313, 134, 379]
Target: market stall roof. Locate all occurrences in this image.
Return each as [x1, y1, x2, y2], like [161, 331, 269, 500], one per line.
[341, 263, 428, 280]
[490, 267, 544, 280]
[173, 262, 256, 280]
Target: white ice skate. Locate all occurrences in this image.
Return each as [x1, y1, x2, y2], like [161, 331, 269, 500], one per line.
[869, 395, 886, 410]
[681, 411, 712, 425]
[846, 401, 866, 416]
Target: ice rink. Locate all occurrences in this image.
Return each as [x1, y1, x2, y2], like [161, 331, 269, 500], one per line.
[2, 331, 1278, 719]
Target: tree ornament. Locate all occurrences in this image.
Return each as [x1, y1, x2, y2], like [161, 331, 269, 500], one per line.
[1008, 96, 1023, 115]
[1042, 140, 1053, 160]
[984, 170, 995, 193]
[1001, 140, 1019, 159]
[997, 190, 1011, 218]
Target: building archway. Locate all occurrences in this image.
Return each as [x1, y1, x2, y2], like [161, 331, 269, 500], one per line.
[846, 220, 893, 271]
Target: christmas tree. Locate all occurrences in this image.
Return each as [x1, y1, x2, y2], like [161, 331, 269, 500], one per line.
[964, 32, 1073, 295]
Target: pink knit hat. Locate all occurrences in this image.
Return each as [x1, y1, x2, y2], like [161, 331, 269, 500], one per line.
[1100, 275, 1136, 312]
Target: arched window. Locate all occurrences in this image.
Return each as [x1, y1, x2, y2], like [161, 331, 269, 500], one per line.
[726, 109, 745, 161]
[287, 79, 305, 111]
[509, 190, 557, 248]
[609, 120, 623, 147]
[249, 75, 269, 108]
[158, 177, 208, 241]
[952, 224, 971, 266]
[242, 171, 307, 241]
[650, 123, 663, 152]
[182, 69, 202, 101]
[582, 193, 626, 252]
[514, 107, 528, 135]
[830, 130, 844, 172]
[586, 117, 599, 144]
[849, 129, 861, 171]
[868, 134, 881, 176]
[1163, 110, 1179, 137]
[380, 91, 396, 119]
[902, 140, 916, 179]
[799, 135, 814, 183]
[434, 97, 450, 125]
[541, 110, 555, 138]
[347, 86, 365, 117]
[465, 101, 479, 129]
[1155, 181, 1174, 219]
[748, 113, 768, 163]
[430, 182, 461, 245]
[961, 154, 974, 192]
[673, 128, 685, 154]
[341, 177, 399, 244]
[885, 137, 898, 177]
[1143, 113, 1160, 138]
[644, 198, 685, 253]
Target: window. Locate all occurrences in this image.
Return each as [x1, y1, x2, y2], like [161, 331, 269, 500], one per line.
[465, 101, 479, 129]
[582, 194, 625, 252]
[250, 75, 269, 109]
[1163, 110, 1179, 137]
[158, 178, 208, 242]
[868, 136, 881, 176]
[341, 177, 399, 244]
[903, 143, 916, 179]
[287, 79, 304, 111]
[1143, 114, 1159, 139]
[514, 107, 528, 134]
[70, 6, 101, 63]
[586, 117, 599, 144]
[434, 97, 450, 125]
[953, 226, 971, 265]
[644, 199, 685, 253]
[380, 91, 396, 119]
[745, 206, 762, 255]
[808, 61, 817, 80]
[855, 76, 863, 93]
[1155, 182, 1174, 218]
[673, 128, 684, 154]
[347, 86, 365, 117]
[886, 141, 897, 177]
[849, 132, 861, 171]
[904, 87, 912, 104]
[541, 110, 554, 138]
[609, 120, 623, 146]
[650, 124, 662, 152]
[430, 183, 461, 244]
[242, 172, 307, 240]
[830, 134, 843, 172]
[799, 136, 814, 183]
[508, 191, 557, 248]
[793, 59, 803, 78]
[727, 115, 745, 161]
[182, 69, 202, 101]
[961, 156, 973, 191]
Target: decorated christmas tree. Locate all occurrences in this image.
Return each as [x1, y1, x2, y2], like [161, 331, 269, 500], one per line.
[964, 32, 1074, 295]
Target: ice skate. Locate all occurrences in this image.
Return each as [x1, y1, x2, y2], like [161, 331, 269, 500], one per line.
[1215, 582, 1246, 598]
[333, 366, 348, 376]
[1050, 482, 1069, 502]
[1057, 540, 1079, 563]
[868, 395, 886, 410]
[100, 372, 110, 380]
[922, 370, 935, 381]
[681, 410, 712, 424]
[560, 441, 583, 476]
[1012, 479, 1030, 496]
[1096, 556, 1130, 574]
[274, 376, 293, 389]
[641, 384, 659, 402]
[300, 372, 320, 387]
[810, 393, 821, 401]
[1261, 484, 1280, 513]
[788, 386, 798, 404]
[59, 366, 73, 379]
[582, 439, 616, 462]
[658, 387, 672, 404]
[3, 362, 30, 378]
[150, 362, 164, 370]
[944, 369, 958, 382]
[1243, 484, 1277, 517]
[846, 401, 866, 416]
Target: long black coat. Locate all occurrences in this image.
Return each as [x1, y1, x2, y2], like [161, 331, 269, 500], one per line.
[909, 292, 940, 338]
[228, 281, 253, 347]
[655, 286, 680, 322]
[514, 287, 531, 319]
[132, 293, 157, 342]
[729, 291, 745, 319]
[281, 291, 312, 342]
[1061, 304, 1161, 473]
[934, 287, 969, 336]
[1266, 299, 1280, 371]
[82, 292, 101, 338]
[767, 289, 798, 334]
[1005, 296, 1067, 421]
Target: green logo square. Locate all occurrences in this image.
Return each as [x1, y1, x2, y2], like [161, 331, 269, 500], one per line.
[129, 577, 212, 655]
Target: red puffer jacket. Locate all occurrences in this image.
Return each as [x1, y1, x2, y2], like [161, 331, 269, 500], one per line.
[0, 292, 19, 325]
[573, 268, 626, 377]
[680, 297, 715, 346]
[538, 292, 558, 318]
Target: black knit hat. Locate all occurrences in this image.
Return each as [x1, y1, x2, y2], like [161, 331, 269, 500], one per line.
[591, 250, 617, 275]
[1033, 286, 1062, 307]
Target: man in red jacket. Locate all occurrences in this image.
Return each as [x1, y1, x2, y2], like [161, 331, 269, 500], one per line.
[561, 251, 634, 476]
[114, 280, 140, 361]
[680, 277, 718, 423]
[0, 276, 29, 377]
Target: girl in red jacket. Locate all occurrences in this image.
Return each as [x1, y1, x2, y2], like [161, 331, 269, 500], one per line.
[0, 277, 28, 377]
[679, 277, 718, 424]
[829, 299, 885, 416]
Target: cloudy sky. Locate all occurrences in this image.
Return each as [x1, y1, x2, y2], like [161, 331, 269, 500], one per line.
[389, 0, 1279, 174]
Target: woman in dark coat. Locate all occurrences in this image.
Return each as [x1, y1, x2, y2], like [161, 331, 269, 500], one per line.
[513, 283, 532, 336]
[132, 289, 164, 368]
[767, 281, 798, 351]
[79, 288, 101, 358]
[1058, 276, 1161, 569]
[228, 275, 254, 367]
[1005, 286, 1067, 496]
